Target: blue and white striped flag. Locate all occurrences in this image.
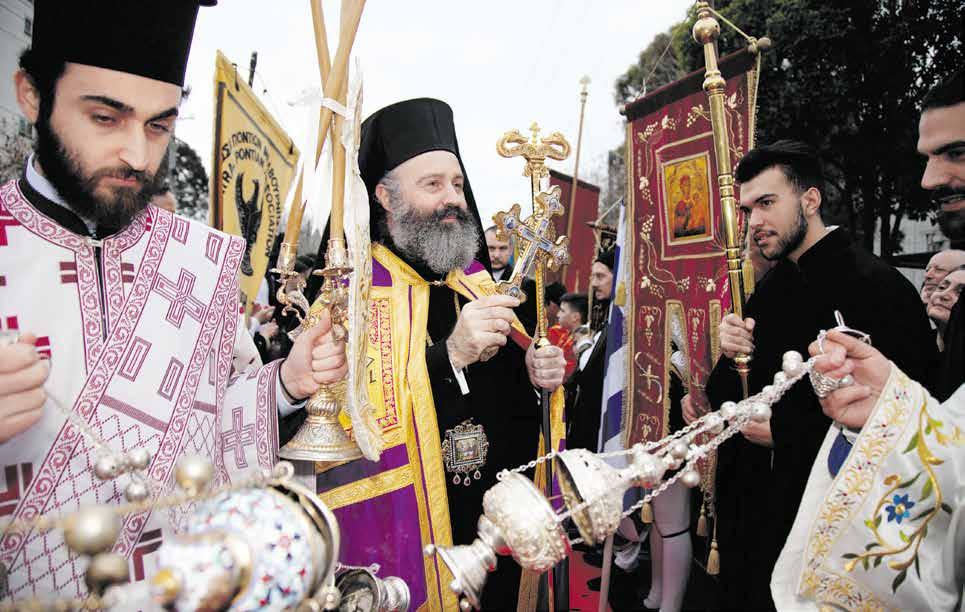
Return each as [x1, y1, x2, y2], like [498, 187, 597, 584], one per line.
[597, 199, 644, 559]
[599, 199, 628, 465]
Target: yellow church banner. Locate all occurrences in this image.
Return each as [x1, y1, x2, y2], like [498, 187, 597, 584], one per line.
[210, 50, 299, 313]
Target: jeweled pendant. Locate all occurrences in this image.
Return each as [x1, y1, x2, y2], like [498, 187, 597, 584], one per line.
[453, 474, 461, 485]
[473, 470, 481, 481]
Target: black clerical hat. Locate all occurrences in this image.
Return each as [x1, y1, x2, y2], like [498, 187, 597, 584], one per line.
[30, 0, 216, 87]
[595, 248, 615, 270]
[358, 98, 490, 272]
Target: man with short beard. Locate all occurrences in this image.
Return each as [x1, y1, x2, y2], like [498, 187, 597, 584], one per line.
[920, 69, 965, 401]
[687, 140, 934, 610]
[485, 225, 512, 281]
[313, 98, 566, 611]
[769, 69, 965, 611]
[0, 0, 346, 599]
[566, 250, 613, 452]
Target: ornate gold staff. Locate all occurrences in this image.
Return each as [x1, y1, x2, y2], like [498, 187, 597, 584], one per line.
[275, 0, 368, 462]
[692, 2, 751, 397]
[494, 124, 572, 611]
[494, 123, 571, 346]
[691, 2, 771, 576]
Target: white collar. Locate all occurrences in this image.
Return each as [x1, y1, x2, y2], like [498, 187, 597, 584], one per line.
[25, 154, 67, 205]
[25, 155, 95, 231]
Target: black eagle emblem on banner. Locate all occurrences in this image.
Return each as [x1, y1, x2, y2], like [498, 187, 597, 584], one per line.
[234, 172, 262, 276]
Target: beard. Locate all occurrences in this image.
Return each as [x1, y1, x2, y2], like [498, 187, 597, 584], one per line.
[938, 209, 965, 247]
[383, 186, 480, 275]
[759, 204, 808, 261]
[35, 115, 165, 232]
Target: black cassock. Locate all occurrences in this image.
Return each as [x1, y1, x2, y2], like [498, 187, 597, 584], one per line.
[706, 228, 936, 611]
[937, 299, 965, 400]
[566, 331, 607, 452]
[423, 279, 542, 611]
[286, 246, 542, 610]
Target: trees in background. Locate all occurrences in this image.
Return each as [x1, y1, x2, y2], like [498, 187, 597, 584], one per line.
[169, 137, 209, 222]
[614, 0, 963, 256]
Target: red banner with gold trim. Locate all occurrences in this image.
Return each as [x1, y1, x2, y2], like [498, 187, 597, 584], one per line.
[624, 49, 759, 445]
[548, 169, 600, 293]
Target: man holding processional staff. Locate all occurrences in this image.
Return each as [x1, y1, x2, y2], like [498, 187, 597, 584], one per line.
[267, 3, 568, 610]
[680, 5, 936, 610]
[0, 0, 350, 599]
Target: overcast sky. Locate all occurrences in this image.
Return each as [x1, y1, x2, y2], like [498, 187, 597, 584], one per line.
[178, 1, 694, 228]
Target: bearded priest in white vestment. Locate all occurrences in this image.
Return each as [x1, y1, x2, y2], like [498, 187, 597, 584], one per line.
[772, 330, 964, 611]
[0, 0, 347, 599]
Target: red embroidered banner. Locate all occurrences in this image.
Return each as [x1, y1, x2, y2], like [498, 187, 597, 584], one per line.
[548, 169, 600, 293]
[624, 49, 759, 444]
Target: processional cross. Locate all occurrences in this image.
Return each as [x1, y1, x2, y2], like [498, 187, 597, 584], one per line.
[494, 123, 571, 345]
[490, 121, 573, 611]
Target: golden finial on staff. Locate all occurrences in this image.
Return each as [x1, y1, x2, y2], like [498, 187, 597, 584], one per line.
[497, 122, 571, 188]
[495, 124, 571, 345]
[693, 1, 751, 397]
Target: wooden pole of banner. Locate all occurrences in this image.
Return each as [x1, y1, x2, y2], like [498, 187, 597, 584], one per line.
[563, 75, 590, 286]
[597, 533, 614, 612]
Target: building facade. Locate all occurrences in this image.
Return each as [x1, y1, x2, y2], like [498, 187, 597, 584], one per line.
[0, 0, 32, 135]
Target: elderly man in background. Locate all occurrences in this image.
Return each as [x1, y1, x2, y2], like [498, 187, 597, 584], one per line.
[921, 249, 965, 304]
[927, 267, 965, 349]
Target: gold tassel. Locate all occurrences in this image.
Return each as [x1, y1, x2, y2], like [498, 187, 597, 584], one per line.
[707, 522, 720, 575]
[696, 503, 708, 537]
[640, 501, 654, 524]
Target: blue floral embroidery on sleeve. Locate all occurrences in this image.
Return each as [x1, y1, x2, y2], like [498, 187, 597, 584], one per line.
[884, 494, 914, 524]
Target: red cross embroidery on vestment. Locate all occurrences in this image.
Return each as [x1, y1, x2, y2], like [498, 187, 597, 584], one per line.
[121, 262, 135, 284]
[153, 269, 205, 329]
[222, 406, 255, 469]
[132, 529, 163, 581]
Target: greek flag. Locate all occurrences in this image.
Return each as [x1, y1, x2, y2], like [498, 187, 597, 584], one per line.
[599, 199, 628, 465]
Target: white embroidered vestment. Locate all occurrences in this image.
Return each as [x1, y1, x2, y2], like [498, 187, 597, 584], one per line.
[0, 180, 281, 598]
[773, 366, 964, 611]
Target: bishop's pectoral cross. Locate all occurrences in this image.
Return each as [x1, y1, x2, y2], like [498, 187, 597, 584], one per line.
[494, 122, 572, 344]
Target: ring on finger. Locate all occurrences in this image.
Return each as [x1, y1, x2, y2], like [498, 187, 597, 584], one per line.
[809, 368, 854, 399]
[479, 346, 498, 362]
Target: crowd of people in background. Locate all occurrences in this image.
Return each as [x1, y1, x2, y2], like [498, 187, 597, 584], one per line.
[2, 0, 958, 606]
[204, 70, 965, 612]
